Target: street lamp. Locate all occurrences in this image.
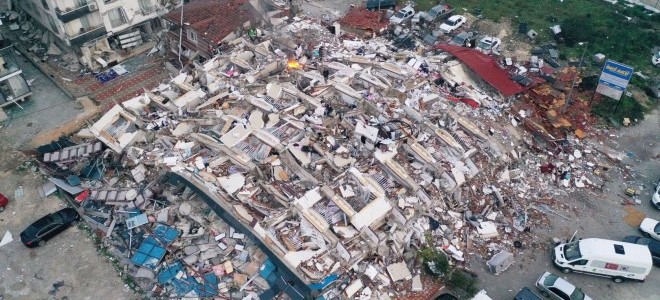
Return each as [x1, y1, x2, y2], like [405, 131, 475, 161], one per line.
[563, 42, 588, 113]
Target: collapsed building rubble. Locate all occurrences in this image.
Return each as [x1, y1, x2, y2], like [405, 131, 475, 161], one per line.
[32, 12, 632, 300]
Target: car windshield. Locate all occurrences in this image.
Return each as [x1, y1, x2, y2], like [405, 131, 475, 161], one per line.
[444, 19, 456, 26]
[655, 223, 660, 233]
[543, 273, 558, 286]
[564, 241, 582, 261]
[478, 40, 492, 49]
[570, 288, 585, 300]
[394, 11, 405, 18]
[429, 8, 440, 16]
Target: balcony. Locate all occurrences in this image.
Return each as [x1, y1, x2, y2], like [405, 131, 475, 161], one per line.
[69, 26, 107, 46]
[56, 5, 93, 23]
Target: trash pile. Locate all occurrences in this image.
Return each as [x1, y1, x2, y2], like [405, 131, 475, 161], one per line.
[34, 13, 631, 300]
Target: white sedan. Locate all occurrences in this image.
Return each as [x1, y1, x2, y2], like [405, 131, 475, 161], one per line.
[439, 15, 466, 34]
[390, 6, 415, 25]
[652, 180, 660, 209]
[477, 36, 501, 54]
[536, 272, 592, 300]
[640, 218, 660, 241]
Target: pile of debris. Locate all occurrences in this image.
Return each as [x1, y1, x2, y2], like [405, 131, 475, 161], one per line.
[33, 12, 630, 300]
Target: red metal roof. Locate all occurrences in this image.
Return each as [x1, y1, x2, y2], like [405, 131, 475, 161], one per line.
[436, 44, 525, 97]
[339, 7, 389, 31]
[163, 0, 261, 45]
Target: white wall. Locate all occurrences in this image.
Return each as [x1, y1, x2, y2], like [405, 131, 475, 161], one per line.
[98, 0, 160, 34]
[63, 12, 103, 37]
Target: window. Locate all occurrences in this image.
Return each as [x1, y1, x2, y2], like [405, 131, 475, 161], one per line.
[614, 244, 625, 254]
[186, 30, 198, 43]
[80, 14, 92, 30]
[138, 0, 156, 14]
[548, 287, 570, 300]
[41, 0, 49, 10]
[570, 259, 588, 266]
[107, 7, 128, 28]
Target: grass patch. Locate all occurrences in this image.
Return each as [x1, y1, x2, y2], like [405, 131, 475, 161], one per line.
[592, 94, 646, 124]
[410, 0, 659, 75]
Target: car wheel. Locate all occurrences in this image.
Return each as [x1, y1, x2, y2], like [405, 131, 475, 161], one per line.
[38, 240, 45, 247]
[642, 232, 651, 238]
[561, 268, 571, 274]
[540, 291, 549, 297]
[613, 277, 624, 283]
[0, 206, 4, 212]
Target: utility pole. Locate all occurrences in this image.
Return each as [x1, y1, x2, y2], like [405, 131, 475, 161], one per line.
[178, 1, 183, 68]
[562, 42, 588, 114]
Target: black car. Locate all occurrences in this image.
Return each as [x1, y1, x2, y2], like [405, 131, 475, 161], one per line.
[515, 287, 543, 300]
[623, 236, 660, 266]
[20, 207, 80, 247]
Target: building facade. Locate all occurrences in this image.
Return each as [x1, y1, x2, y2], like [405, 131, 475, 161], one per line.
[16, 0, 182, 69]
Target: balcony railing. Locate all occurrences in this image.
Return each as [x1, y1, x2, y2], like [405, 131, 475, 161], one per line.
[55, 4, 92, 23]
[69, 25, 107, 46]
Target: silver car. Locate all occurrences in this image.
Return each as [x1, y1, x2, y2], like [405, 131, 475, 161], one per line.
[535, 272, 592, 300]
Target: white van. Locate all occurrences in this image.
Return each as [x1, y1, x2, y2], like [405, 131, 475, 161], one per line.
[552, 238, 653, 282]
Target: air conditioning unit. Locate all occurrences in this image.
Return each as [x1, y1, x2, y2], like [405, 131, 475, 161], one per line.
[88, 2, 98, 11]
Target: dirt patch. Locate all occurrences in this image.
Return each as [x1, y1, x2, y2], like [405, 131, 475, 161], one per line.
[470, 16, 534, 61]
[26, 97, 100, 149]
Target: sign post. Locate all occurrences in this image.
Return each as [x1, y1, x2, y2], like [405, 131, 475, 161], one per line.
[595, 60, 634, 101]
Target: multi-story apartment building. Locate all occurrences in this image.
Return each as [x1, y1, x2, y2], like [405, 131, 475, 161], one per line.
[16, 0, 181, 69]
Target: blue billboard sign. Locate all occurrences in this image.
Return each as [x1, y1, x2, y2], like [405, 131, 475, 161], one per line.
[596, 60, 634, 100]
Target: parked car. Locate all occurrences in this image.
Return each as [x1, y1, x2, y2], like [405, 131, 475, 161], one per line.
[366, 0, 396, 11]
[20, 207, 80, 247]
[0, 192, 8, 212]
[389, 5, 415, 25]
[423, 4, 453, 23]
[639, 217, 660, 241]
[651, 180, 660, 209]
[413, 4, 454, 23]
[448, 31, 474, 46]
[477, 36, 501, 54]
[439, 15, 466, 34]
[535, 272, 592, 300]
[515, 287, 543, 300]
[623, 236, 660, 266]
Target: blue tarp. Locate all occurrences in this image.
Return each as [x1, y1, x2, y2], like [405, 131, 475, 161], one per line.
[157, 261, 218, 297]
[131, 236, 166, 269]
[157, 261, 184, 283]
[195, 273, 219, 297]
[259, 259, 276, 279]
[153, 224, 180, 245]
[308, 273, 339, 290]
